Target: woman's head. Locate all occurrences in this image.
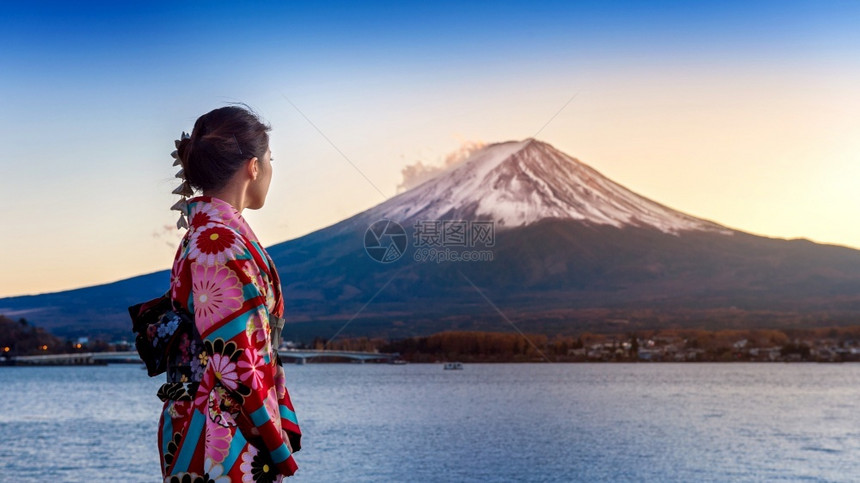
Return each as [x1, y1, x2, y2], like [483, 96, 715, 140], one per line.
[176, 105, 273, 209]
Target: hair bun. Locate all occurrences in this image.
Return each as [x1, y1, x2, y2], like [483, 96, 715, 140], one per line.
[174, 105, 270, 194]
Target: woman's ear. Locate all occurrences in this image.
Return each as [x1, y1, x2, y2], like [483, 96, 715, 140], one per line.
[247, 157, 259, 181]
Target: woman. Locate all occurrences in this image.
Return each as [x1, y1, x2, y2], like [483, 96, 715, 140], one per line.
[158, 106, 301, 482]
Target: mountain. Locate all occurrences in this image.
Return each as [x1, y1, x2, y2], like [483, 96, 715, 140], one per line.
[4, 139, 860, 341]
[353, 139, 732, 234]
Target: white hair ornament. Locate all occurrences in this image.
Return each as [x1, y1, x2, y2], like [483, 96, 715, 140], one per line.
[171, 131, 193, 230]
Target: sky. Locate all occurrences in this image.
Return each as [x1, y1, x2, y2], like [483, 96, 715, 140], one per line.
[1, 0, 859, 298]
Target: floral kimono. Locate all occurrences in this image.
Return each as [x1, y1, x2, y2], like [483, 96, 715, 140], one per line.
[158, 196, 301, 482]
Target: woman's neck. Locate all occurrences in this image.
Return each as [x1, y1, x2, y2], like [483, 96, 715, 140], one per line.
[203, 181, 250, 212]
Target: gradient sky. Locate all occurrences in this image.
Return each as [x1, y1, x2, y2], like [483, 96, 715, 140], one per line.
[1, 0, 859, 298]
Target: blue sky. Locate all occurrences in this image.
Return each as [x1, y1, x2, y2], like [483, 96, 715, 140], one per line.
[1, 0, 859, 297]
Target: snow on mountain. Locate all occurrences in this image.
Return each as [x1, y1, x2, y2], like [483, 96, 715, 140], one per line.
[359, 138, 733, 235]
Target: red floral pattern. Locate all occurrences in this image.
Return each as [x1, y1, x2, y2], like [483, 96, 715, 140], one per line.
[189, 225, 246, 267]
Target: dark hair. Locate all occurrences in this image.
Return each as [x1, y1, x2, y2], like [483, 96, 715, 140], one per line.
[176, 105, 270, 192]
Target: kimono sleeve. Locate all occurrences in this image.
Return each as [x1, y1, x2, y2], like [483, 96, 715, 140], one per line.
[188, 241, 298, 476]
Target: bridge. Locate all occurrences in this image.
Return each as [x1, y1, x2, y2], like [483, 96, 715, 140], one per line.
[8, 351, 141, 365]
[6, 349, 399, 365]
[278, 349, 399, 364]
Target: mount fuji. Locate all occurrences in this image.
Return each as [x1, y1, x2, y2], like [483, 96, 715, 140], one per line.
[352, 138, 732, 235]
[5, 139, 860, 340]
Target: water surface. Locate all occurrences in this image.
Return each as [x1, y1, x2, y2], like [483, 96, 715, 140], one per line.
[1, 363, 858, 482]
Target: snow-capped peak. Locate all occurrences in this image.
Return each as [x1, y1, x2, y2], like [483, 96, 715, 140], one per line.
[361, 139, 732, 235]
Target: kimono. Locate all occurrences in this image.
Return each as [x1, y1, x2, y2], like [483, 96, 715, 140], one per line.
[158, 196, 301, 482]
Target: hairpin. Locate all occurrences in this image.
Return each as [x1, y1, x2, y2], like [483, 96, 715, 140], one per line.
[172, 183, 194, 196]
[232, 134, 243, 156]
[171, 131, 193, 230]
[170, 198, 188, 212]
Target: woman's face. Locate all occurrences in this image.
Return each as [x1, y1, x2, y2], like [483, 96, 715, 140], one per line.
[247, 147, 273, 210]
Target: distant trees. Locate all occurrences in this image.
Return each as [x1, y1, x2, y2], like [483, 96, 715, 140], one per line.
[322, 324, 860, 363]
[324, 336, 386, 352]
[0, 315, 68, 355]
[378, 331, 554, 362]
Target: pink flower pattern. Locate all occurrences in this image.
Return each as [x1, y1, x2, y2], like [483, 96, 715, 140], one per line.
[205, 419, 232, 463]
[238, 346, 266, 391]
[170, 256, 186, 300]
[209, 353, 240, 390]
[191, 262, 243, 334]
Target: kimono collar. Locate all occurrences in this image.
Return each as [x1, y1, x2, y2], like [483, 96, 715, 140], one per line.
[185, 196, 259, 242]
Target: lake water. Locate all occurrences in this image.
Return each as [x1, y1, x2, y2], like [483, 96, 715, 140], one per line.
[1, 362, 859, 482]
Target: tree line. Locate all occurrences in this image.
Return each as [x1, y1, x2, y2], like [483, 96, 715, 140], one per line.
[320, 326, 860, 362]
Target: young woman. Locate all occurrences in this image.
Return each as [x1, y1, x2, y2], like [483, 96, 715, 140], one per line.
[158, 106, 301, 482]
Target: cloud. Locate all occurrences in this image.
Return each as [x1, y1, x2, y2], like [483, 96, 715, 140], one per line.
[397, 140, 486, 193]
[152, 224, 182, 251]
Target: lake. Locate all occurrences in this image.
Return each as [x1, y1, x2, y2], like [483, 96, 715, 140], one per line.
[1, 362, 858, 482]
